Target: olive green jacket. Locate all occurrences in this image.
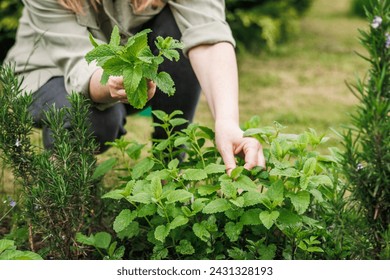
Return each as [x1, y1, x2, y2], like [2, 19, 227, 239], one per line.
[4, 0, 234, 104]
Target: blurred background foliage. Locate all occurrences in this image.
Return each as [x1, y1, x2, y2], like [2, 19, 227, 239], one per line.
[0, 0, 22, 63]
[0, 0, 372, 62]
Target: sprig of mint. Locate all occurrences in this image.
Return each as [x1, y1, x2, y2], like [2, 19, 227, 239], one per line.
[85, 26, 184, 109]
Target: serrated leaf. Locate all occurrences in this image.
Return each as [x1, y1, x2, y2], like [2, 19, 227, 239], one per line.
[202, 198, 231, 214]
[109, 25, 121, 47]
[169, 118, 188, 127]
[309, 175, 333, 187]
[221, 181, 236, 198]
[155, 71, 175, 95]
[85, 44, 116, 65]
[204, 163, 226, 174]
[113, 209, 137, 233]
[92, 158, 117, 179]
[0, 240, 15, 254]
[94, 232, 112, 250]
[225, 222, 243, 242]
[277, 209, 302, 230]
[132, 157, 154, 179]
[269, 167, 300, 178]
[197, 185, 220, 196]
[266, 180, 284, 205]
[127, 192, 152, 204]
[170, 215, 189, 230]
[128, 77, 148, 109]
[242, 191, 266, 207]
[117, 221, 139, 240]
[123, 65, 143, 96]
[182, 168, 208, 181]
[303, 157, 317, 176]
[240, 209, 262, 225]
[166, 189, 193, 203]
[154, 225, 170, 243]
[259, 211, 279, 229]
[192, 223, 210, 242]
[75, 232, 95, 246]
[175, 240, 195, 255]
[234, 175, 258, 192]
[229, 196, 245, 208]
[286, 191, 311, 214]
[138, 204, 157, 217]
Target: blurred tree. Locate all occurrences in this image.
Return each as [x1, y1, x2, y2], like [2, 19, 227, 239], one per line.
[0, 0, 22, 63]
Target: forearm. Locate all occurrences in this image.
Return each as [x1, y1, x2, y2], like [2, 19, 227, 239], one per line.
[188, 42, 240, 126]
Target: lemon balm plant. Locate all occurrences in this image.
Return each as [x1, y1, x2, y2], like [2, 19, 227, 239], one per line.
[78, 112, 342, 260]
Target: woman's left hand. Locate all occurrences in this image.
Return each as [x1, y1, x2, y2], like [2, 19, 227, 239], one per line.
[215, 121, 265, 174]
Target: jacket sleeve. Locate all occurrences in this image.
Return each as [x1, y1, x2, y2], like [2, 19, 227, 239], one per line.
[21, 0, 100, 97]
[167, 0, 235, 55]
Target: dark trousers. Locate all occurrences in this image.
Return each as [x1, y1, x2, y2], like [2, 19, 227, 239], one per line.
[29, 7, 201, 153]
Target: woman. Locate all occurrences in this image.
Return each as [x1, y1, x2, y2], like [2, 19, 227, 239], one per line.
[4, 0, 265, 173]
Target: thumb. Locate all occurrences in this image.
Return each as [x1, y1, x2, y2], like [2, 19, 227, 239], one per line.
[219, 145, 237, 175]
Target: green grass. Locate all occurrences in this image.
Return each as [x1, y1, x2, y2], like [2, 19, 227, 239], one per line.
[195, 0, 368, 148]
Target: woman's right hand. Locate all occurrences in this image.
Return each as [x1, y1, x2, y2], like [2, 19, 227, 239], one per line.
[89, 68, 156, 104]
[107, 76, 156, 103]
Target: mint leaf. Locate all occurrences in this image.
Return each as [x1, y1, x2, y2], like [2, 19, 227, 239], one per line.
[203, 198, 231, 214]
[85, 26, 183, 109]
[259, 210, 279, 229]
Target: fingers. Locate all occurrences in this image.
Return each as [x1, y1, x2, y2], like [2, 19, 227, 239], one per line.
[147, 80, 156, 101]
[234, 138, 266, 171]
[219, 144, 237, 176]
[108, 77, 156, 103]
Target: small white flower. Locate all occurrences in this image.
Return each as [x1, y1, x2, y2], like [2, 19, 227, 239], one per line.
[15, 138, 21, 147]
[386, 33, 390, 49]
[371, 16, 382, 29]
[356, 163, 364, 171]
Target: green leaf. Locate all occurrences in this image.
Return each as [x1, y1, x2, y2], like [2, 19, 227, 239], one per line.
[259, 210, 279, 229]
[175, 240, 195, 255]
[203, 198, 231, 214]
[182, 168, 208, 181]
[132, 157, 154, 179]
[197, 185, 220, 196]
[102, 189, 125, 200]
[75, 233, 95, 246]
[170, 215, 189, 230]
[230, 166, 244, 179]
[126, 142, 146, 160]
[137, 204, 157, 217]
[113, 209, 137, 233]
[242, 191, 266, 207]
[229, 197, 245, 208]
[127, 77, 148, 109]
[117, 221, 139, 240]
[155, 71, 175, 96]
[225, 222, 243, 242]
[204, 163, 226, 174]
[234, 175, 258, 192]
[92, 158, 117, 179]
[154, 225, 170, 243]
[85, 44, 116, 65]
[266, 180, 284, 205]
[221, 181, 236, 198]
[309, 175, 333, 187]
[240, 209, 262, 225]
[123, 65, 143, 96]
[192, 223, 210, 242]
[286, 191, 311, 214]
[127, 192, 152, 204]
[277, 209, 302, 230]
[166, 189, 193, 203]
[303, 157, 317, 176]
[0, 239, 15, 254]
[109, 25, 121, 47]
[269, 167, 300, 178]
[94, 232, 112, 250]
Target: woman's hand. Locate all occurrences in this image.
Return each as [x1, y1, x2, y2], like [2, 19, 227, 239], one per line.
[107, 76, 156, 103]
[215, 121, 265, 175]
[89, 68, 156, 104]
